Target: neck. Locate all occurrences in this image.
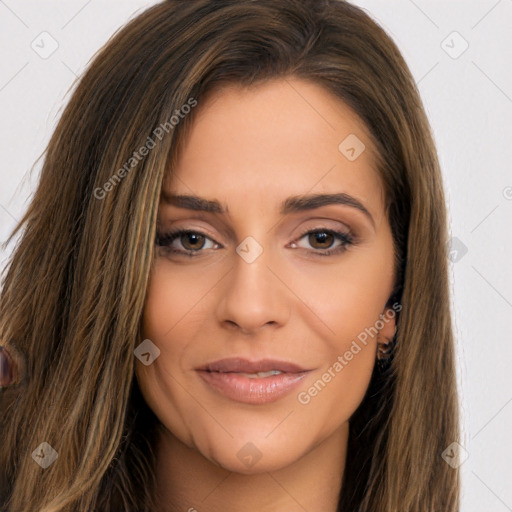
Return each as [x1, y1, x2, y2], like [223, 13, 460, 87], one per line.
[153, 422, 349, 512]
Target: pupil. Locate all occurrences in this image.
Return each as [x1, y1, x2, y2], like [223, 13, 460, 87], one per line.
[311, 232, 332, 248]
[183, 233, 204, 250]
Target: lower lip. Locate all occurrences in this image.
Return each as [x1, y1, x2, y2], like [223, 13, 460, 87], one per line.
[197, 370, 309, 405]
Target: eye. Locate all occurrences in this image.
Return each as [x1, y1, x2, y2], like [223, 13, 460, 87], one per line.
[290, 228, 354, 256]
[156, 229, 220, 257]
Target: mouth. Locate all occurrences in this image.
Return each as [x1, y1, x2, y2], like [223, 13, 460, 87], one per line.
[196, 357, 312, 405]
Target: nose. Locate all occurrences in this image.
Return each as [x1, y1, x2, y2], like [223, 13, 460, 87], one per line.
[215, 239, 291, 334]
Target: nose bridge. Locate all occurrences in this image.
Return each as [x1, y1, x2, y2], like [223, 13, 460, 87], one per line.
[215, 233, 289, 332]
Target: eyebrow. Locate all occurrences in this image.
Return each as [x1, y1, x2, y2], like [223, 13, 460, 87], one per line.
[162, 192, 374, 226]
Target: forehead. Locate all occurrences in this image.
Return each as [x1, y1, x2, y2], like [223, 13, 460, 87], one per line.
[165, 77, 384, 217]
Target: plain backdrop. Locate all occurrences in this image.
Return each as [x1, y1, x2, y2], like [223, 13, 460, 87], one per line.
[1, 1, 511, 510]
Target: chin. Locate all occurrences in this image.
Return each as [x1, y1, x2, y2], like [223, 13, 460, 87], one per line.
[207, 448, 299, 475]
[192, 431, 306, 475]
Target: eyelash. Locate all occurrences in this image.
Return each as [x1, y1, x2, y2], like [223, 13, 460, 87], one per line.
[155, 227, 355, 258]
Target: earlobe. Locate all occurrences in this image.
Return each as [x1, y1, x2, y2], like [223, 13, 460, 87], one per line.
[376, 308, 398, 370]
[378, 307, 397, 343]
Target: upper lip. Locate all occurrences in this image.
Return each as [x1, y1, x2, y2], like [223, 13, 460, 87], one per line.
[197, 357, 309, 373]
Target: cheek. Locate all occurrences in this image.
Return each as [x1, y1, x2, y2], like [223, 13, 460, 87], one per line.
[291, 248, 394, 348]
[135, 359, 200, 450]
[140, 258, 218, 348]
[136, 262, 197, 437]
[138, 260, 202, 391]
[294, 304, 378, 440]
[142, 259, 192, 339]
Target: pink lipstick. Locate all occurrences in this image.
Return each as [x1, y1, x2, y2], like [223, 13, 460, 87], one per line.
[196, 357, 311, 405]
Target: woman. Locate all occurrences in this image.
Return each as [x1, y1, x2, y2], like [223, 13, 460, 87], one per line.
[0, 0, 460, 510]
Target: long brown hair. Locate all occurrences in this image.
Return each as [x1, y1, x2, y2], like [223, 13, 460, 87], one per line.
[0, 0, 460, 510]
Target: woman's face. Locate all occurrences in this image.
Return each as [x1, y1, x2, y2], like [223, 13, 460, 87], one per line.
[137, 77, 397, 474]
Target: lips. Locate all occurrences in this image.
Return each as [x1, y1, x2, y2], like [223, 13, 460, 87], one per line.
[199, 357, 308, 374]
[196, 357, 311, 405]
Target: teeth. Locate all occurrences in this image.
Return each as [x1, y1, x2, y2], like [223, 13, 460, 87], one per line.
[238, 370, 283, 378]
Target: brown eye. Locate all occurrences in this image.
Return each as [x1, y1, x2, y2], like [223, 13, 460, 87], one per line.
[180, 232, 206, 251]
[156, 229, 219, 257]
[291, 228, 354, 256]
[308, 231, 335, 249]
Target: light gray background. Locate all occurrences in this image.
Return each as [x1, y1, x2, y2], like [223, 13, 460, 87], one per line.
[1, 1, 511, 510]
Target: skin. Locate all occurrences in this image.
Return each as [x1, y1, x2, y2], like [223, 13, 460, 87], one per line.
[136, 77, 397, 512]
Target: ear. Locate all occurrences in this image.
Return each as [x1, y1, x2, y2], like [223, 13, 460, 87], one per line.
[377, 307, 397, 345]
